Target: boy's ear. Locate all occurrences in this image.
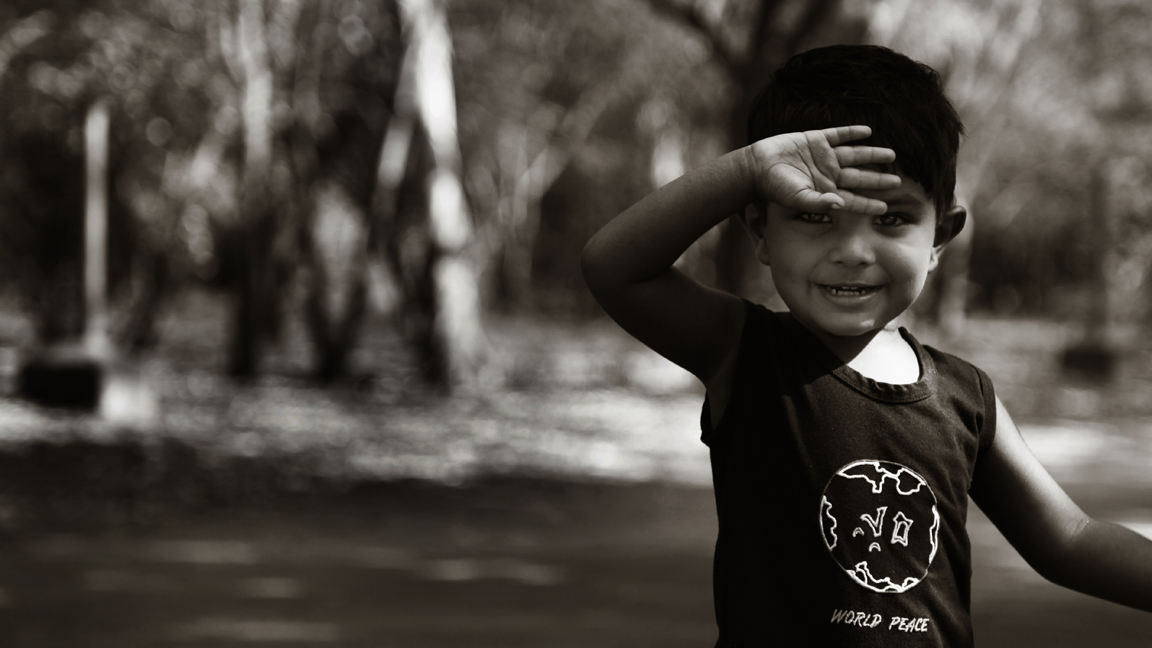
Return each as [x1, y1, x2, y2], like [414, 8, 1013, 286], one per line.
[934, 204, 967, 247]
[928, 204, 967, 271]
[738, 202, 772, 265]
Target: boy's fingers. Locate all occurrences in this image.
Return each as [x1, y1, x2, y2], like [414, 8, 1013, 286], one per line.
[818, 125, 872, 147]
[835, 192, 889, 216]
[834, 145, 896, 167]
[785, 188, 844, 213]
[790, 188, 886, 215]
[836, 167, 902, 190]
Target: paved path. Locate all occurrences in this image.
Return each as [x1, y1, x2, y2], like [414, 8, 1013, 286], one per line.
[3, 480, 717, 647]
[3, 475, 1152, 647]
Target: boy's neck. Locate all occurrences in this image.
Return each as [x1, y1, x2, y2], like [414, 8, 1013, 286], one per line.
[803, 321, 921, 385]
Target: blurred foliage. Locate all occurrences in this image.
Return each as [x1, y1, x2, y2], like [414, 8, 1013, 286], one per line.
[450, 0, 731, 313]
[0, 0, 402, 364]
[3, 0, 1152, 383]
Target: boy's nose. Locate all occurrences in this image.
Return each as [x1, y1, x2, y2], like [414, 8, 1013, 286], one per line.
[828, 230, 876, 266]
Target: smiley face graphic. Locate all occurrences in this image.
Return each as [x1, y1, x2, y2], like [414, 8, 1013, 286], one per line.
[819, 460, 940, 593]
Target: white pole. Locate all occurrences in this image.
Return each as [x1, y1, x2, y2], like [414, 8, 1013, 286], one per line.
[84, 98, 110, 356]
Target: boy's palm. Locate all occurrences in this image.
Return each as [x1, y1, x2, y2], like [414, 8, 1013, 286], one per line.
[750, 126, 900, 216]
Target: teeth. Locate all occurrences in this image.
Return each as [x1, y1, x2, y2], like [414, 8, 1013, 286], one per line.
[825, 285, 874, 296]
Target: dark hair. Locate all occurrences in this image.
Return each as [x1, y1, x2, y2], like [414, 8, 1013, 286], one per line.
[746, 44, 964, 216]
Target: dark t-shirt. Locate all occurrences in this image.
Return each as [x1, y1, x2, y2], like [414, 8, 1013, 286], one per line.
[701, 303, 997, 647]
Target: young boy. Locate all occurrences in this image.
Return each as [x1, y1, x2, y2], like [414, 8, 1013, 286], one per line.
[582, 45, 1152, 646]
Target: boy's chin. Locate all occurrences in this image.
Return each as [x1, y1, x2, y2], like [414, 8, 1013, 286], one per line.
[795, 313, 889, 340]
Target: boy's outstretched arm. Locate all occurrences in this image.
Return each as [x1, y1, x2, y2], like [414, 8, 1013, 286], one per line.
[971, 398, 1152, 611]
[581, 126, 898, 398]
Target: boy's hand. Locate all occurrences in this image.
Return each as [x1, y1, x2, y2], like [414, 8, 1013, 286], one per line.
[747, 125, 901, 215]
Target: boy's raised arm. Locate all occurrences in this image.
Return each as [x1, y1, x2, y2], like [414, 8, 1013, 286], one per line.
[580, 148, 753, 387]
[581, 126, 899, 390]
[971, 398, 1152, 611]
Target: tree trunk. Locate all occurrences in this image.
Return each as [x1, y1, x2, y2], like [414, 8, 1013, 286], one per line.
[228, 0, 277, 378]
[495, 75, 630, 310]
[386, 0, 488, 389]
[934, 214, 973, 339]
[1061, 161, 1119, 378]
[83, 98, 112, 357]
[306, 181, 369, 383]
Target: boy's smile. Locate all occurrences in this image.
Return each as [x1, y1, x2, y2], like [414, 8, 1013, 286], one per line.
[754, 174, 946, 348]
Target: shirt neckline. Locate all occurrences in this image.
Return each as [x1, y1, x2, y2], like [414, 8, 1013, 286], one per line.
[780, 313, 936, 403]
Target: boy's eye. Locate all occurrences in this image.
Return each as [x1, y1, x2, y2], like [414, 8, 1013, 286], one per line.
[876, 213, 908, 227]
[797, 212, 832, 224]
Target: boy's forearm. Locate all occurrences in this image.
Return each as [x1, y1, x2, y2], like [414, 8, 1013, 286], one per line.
[582, 148, 755, 289]
[1046, 518, 1152, 611]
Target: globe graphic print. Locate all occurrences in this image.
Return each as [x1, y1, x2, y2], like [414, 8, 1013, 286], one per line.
[819, 460, 940, 593]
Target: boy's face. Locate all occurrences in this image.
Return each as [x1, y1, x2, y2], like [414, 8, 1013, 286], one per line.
[751, 175, 955, 342]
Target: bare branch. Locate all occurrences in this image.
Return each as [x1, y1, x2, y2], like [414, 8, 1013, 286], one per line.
[212, 0, 245, 83]
[964, 0, 1043, 124]
[518, 71, 629, 203]
[469, 60, 638, 277]
[952, 0, 1045, 196]
[237, 0, 274, 172]
[372, 49, 417, 224]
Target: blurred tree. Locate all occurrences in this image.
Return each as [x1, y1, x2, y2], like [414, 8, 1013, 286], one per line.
[449, 0, 643, 312]
[5, 0, 1152, 389]
[293, 0, 399, 384]
[1056, 0, 1152, 373]
[0, 1, 208, 346]
[0, 0, 404, 382]
[450, 0, 730, 319]
[954, 0, 1152, 328]
[208, 0, 400, 380]
[217, 0, 280, 377]
[373, 0, 487, 388]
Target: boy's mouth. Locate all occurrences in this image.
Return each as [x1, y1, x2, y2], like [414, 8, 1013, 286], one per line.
[819, 284, 881, 297]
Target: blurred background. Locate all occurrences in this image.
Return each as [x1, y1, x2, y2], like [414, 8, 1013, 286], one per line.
[0, 0, 1151, 645]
